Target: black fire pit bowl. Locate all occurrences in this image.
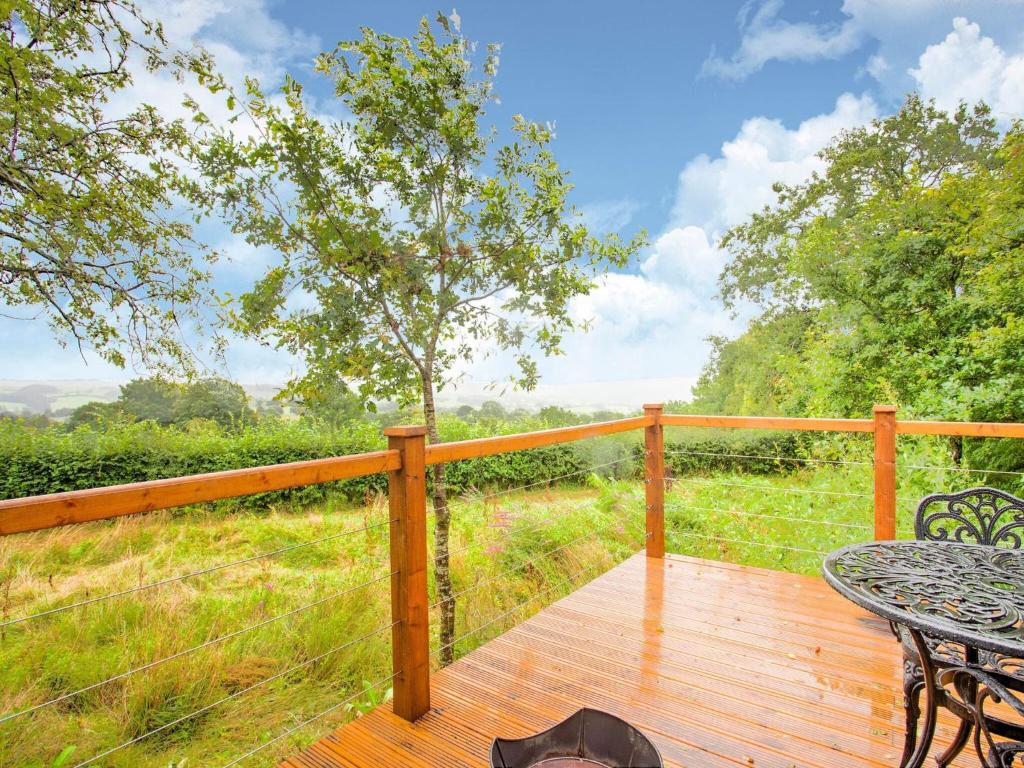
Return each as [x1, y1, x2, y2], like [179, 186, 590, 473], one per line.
[489, 707, 663, 768]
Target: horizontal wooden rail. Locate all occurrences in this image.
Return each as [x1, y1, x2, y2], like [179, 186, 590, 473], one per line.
[662, 414, 875, 433]
[0, 450, 400, 536]
[6, 409, 1024, 539]
[896, 420, 1024, 438]
[423, 416, 652, 465]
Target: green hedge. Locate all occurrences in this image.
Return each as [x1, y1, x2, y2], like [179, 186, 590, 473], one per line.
[658, 430, 807, 476]
[0, 417, 642, 512]
[1, 417, 840, 514]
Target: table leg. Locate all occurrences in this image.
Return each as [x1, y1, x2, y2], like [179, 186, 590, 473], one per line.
[936, 646, 977, 768]
[902, 629, 939, 768]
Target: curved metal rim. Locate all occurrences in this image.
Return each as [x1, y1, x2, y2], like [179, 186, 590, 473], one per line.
[489, 707, 663, 767]
[822, 540, 1024, 657]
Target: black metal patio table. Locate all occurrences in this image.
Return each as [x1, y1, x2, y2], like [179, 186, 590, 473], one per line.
[823, 540, 1024, 768]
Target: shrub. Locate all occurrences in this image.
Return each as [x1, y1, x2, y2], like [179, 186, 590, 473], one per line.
[0, 416, 643, 511]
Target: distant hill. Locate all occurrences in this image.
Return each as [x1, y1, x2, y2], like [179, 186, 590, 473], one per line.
[0, 379, 121, 415]
[0, 376, 695, 415]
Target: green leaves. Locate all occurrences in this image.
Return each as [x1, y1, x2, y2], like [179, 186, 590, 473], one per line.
[0, 0, 215, 373]
[192, 14, 644, 409]
[702, 95, 1024, 430]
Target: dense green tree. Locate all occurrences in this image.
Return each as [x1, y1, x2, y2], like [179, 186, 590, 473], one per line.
[477, 401, 508, 420]
[298, 380, 369, 426]
[117, 378, 182, 424]
[67, 400, 128, 428]
[188, 15, 641, 661]
[696, 96, 1024, 430]
[0, 1, 215, 369]
[173, 378, 252, 427]
[537, 405, 582, 426]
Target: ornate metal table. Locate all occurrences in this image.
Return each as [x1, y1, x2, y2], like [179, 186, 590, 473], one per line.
[823, 541, 1024, 768]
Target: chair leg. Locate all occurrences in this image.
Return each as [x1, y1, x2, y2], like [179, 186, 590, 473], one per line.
[901, 659, 925, 768]
[935, 717, 972, 767]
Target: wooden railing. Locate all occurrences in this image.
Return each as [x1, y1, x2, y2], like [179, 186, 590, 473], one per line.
[4, 403, 1024, 726]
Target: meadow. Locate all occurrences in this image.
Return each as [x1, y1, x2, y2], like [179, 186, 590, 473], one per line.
[0, 422, 1013, 767]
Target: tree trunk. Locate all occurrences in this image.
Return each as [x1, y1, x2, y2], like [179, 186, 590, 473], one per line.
[949, 435, 964, 466]
[421, 376, 455, 666]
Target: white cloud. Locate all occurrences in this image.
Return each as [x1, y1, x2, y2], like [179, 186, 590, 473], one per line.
[703, 0, 864, 80]
[865, 53, 888, 80]
[910, 17, 1024, 120]
[640, 226, 726, 291]
[578, 199, 641, 233]
[671, 92, 878, 234]
[531, 266, 738, 387]
[502, 92, 878, 399]
[705, 0, 1024, 89]
[121, 4, 317, 135]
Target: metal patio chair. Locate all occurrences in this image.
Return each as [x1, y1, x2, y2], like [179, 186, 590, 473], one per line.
[900, 487, 1024, 767]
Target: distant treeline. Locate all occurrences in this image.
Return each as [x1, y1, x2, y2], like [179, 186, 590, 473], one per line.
[0, 384, 828, 507]
[0, 398, 644, 506]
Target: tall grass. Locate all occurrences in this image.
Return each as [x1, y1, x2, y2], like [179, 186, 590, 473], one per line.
[0, 480, 642, 768]
[1, 427, 1015, 766]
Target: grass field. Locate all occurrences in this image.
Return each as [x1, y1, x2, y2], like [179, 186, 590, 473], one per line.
[0, 450, 997, 768]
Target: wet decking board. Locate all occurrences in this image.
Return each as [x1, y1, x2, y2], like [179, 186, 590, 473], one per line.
[282, 553, 975, 767]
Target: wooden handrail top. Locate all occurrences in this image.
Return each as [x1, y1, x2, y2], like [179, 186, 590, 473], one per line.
[662, 414, 875, 433]
[424, 415, 653, 465]
[8, 407, 1024, 537]
[0, 450, 400, 536]
[896, 420, 1024, 438]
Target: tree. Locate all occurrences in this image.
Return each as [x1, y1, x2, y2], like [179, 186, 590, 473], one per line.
[1, 0, 214, 369]
[174, 378, 252, 427]
[537, 405, 581, 426]
[477, 400, 507, 421]
[298, 379, 369, 426]
[67, 400, 127, 428]
[698, 96, 1005, 423]
[117, 377, 182, 424]
[189, 15, 642, 662]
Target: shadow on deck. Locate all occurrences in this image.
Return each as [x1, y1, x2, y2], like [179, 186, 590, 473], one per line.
[282, 552, 973, 767]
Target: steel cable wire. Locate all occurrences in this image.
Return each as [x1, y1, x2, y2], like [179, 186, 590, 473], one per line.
[901, 463, 1024, 477]
[424, 455, 637, 520]
[217, 672, 400, 768]
[431, 560, 605, 660]
[1, 570, 396, 725]
[663, 448, 872, 467]
[670, 529, 828, 556]
[436, 496, 609, 565]
[662, 501, 872, 530]
[665, 476, 872, 498]
[468, 456, 637, 503]
[429, 511, 634, 611]
[0, 518, 394, 629]
[69, 628, 399, 768]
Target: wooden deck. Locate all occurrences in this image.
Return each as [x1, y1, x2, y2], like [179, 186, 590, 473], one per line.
[283, 552, 975, 768]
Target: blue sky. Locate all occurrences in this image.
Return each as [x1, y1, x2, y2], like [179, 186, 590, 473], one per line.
[6, 0, 1024, 408]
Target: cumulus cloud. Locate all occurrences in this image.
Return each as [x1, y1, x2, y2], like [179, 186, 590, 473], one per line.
[703, 0, 864, 80]
[910, 17, 1024, 120]
[671, 92, 877, 234]
[705, 0, 1024, 89]
[578, 199, 641, 234]
[516, 92, 879, 397]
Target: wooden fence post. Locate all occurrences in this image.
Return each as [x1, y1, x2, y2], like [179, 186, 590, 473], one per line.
[383, 426, 430, 721]
[873, 405, 897, 541]
[644, 404, 665, 558]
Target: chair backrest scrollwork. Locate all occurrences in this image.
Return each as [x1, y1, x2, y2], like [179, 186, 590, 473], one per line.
[915, 487, 1024, 549]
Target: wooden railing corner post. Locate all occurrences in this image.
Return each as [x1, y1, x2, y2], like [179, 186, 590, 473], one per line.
[383, 425, 430, 721]
[643, 404, 665, 558]
[872, 405, 898, 541]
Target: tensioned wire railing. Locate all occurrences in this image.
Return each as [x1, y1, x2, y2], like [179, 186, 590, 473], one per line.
[2, 404, 1024, 766]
